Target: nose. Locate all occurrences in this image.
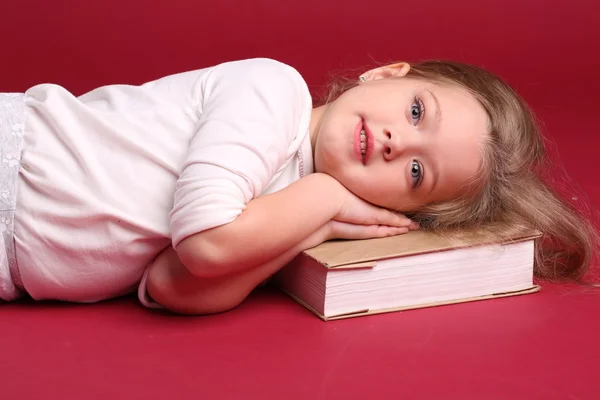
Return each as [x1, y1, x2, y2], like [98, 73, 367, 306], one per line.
[383, 129, 411, 161]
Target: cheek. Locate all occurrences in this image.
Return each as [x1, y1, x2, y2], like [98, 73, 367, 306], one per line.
[354, 170, 403, 200]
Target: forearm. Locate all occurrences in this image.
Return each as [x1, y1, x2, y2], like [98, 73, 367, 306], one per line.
[147, 228, 325, 314]
[175, 172, 342, 278]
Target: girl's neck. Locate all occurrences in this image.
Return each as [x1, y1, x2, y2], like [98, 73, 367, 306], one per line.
[309, 104, 328, 156]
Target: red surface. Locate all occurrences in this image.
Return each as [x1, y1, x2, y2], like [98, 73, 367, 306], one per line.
[2, 285, 599, 399]
[1, 0, 599, 399]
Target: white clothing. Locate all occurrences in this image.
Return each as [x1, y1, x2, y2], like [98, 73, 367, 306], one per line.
[12, 58, 314, 304]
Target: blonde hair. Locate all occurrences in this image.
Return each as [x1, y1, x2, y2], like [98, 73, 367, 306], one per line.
[318, 60, 599, 282]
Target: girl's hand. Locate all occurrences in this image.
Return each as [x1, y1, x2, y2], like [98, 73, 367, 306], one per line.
[326, 220, 410, 241]
[299, 219, 412, 251]
[334, 184, 419, 230]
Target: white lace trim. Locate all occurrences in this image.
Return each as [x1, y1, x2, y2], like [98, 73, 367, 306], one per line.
[0, 93, 26, 301]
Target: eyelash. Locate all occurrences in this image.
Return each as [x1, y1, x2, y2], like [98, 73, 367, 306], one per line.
[410, 96, 425, 188]
[411, 160, 424, 189]
[411, 96, 425, 125]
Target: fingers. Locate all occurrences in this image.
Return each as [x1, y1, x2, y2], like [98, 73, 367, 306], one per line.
[389, 211, 420, 231]
[408, 219, 420, 231]
[375, 208, 418, 229]
[371, 225, 410, 237]
[358, 201, 418, 229]
[329, 221, 410, 240]
[378, 225, 411, 237]
[336, 193, 421, 230]
[345, 206, 412, 228]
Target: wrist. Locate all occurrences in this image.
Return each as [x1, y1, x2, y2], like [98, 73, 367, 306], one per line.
[296, 221, 334, 253]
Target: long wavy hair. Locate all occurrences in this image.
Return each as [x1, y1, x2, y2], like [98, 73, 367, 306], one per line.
[317, 60, 599, 282]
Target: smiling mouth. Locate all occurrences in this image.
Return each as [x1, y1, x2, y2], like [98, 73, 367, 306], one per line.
[354, 119, 373, 165]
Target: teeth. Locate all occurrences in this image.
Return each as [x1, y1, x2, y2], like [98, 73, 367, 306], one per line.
[360, 128, 367, 156]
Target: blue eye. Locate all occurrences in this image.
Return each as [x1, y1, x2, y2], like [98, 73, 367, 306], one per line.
[411, 96, 425, 125]
[411, 160, 424, 188]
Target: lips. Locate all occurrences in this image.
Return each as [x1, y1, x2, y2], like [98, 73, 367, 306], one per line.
[354, 119, 374, 165]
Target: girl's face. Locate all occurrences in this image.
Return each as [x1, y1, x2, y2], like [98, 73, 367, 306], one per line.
[310, 64, 489, 212]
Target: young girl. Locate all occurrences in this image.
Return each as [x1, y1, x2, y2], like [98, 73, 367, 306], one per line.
[1, 58, 597, 314]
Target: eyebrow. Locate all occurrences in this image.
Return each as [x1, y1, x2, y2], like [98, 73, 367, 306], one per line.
[425, 155, 440, 197]
[426, 89, 442, 124]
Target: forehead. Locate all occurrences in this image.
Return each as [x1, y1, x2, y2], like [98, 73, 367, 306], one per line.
[426, 81, 489, 202]
[433, 81, 489, 129]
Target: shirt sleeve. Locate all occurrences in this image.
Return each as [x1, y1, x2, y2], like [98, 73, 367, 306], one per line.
[169, 58, 311, 247]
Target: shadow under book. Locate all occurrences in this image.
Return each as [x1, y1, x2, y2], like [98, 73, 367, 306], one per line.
[273, 224, 541, 321]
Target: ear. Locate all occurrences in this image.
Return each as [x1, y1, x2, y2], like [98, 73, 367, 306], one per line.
[359, 62, 410, 82]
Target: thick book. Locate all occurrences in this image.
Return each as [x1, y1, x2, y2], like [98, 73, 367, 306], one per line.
[274, 224, 542, 321]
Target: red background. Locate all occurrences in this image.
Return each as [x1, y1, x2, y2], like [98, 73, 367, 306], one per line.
[1, 1, 599, 399]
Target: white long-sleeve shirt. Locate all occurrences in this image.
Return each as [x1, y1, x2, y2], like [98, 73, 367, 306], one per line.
[13, 58, 314, 304]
